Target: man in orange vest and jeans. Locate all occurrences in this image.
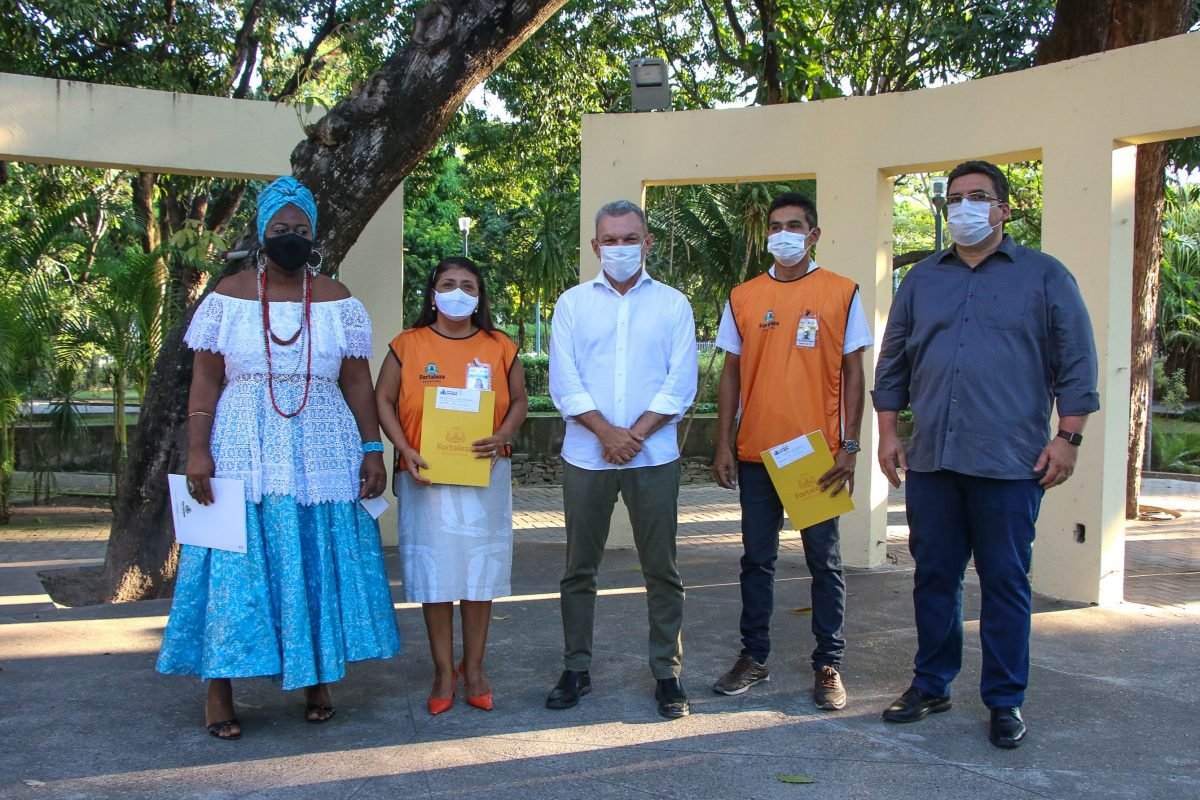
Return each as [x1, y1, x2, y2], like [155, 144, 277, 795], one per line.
[712, 192, 872, 710]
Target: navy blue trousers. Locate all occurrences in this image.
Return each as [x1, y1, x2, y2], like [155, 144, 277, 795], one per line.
[737, 460, 846, 669]
[905, 469, 1044, 708]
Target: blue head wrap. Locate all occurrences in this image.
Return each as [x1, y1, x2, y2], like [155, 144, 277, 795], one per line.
[256, 176, 318, 243]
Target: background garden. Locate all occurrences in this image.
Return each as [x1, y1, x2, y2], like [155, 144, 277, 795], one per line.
[3, 1, 1200, 524]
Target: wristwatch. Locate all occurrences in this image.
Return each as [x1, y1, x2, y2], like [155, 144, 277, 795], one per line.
[1056, 430, 1083, 447]
[841, 439, 861, 454]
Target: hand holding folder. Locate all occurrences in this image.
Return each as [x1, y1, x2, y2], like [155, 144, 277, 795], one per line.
[761, 431, 854, 531]
[419, 386, 496, 487]
[167, 474, 248, 553]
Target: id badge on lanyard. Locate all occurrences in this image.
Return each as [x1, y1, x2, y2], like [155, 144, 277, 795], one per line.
[466, 358, 492, 390]
[796, 311, 819, 349]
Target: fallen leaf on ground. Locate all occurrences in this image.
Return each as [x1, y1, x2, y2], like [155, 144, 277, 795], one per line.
[776, 774, 814, 784]
[491, 615, 508, 621]
[23, 779, 46, 786]
[790, 607, 812, 615]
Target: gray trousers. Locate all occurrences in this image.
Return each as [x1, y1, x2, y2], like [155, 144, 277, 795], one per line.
[560, 459, 684, 679]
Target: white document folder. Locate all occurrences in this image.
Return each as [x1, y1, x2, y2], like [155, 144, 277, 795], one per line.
[167, 474, 248, 554]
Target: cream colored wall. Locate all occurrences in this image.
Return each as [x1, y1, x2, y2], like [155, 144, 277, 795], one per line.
[340, 185, 406, 546]
[0, 72, 307, 176]
[580, 32, 1200, 604]
[0, 71, 407, 542]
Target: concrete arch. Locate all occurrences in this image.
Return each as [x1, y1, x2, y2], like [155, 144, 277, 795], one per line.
[579, 32, 1200, 604]
[0, 72, 406, 541]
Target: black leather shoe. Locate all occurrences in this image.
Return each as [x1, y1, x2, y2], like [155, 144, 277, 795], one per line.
[881, 686, 952, 723]
[988, 707, 1026, 748]
[545, 670, 591, 709]
[655, 677, 690, 719]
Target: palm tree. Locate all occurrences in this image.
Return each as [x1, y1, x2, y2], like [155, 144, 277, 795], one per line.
[62, 243, 178, 496]
[646, 181, 813, 445]
[514, 189, 579, 352]
[0, 199, 94, 521]
[1158, 180, 1200, 377]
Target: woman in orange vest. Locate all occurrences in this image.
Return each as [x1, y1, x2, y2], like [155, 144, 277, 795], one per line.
[375, 256, 528, 715]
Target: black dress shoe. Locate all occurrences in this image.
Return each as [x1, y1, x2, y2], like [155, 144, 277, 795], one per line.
[545, 670, 591, 709]
[988, 707, 1026, 748]
[655, 677, 690, 719]
[881, 686, 952, 723]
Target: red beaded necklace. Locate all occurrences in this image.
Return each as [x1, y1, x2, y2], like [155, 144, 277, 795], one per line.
[259, 268, 313, 418]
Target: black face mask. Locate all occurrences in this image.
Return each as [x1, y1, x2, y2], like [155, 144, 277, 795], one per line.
[263, 233, 313, 272]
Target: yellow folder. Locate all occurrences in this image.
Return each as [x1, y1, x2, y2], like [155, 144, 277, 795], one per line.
[761, 430, 854, 531]
[419, 386, 496, 487]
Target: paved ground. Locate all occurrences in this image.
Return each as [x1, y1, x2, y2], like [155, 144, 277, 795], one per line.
[0, 480, 1197, 799]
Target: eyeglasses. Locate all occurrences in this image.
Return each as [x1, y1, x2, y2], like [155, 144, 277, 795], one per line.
[945, 191, 1003, 205]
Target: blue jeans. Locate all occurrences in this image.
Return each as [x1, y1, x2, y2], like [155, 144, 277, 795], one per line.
[905, 470, 1044, 708]
[737, 460, 846, 669]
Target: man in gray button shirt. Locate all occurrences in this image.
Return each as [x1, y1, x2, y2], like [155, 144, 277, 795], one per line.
[872, 160, 1099, 749]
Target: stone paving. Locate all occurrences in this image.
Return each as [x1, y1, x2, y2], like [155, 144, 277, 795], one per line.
[1, 479, 1198, 799]
[513, 480, 1200, 606]
[4, 478, 1197, 607]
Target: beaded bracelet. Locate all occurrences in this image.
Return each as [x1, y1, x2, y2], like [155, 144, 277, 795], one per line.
[188, 411, 215, 420]
[361, 441, 385, 453]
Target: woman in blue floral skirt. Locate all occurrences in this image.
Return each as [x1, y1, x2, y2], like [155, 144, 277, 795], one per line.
[157, 177, 401, 740]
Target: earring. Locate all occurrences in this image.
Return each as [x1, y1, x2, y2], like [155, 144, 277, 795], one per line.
[256, 248, 266, 275]
[307, 247, 324, 277]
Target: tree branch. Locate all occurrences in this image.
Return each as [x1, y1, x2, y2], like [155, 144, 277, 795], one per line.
[721, 0, 747, 47]
[270, 0, 342, 101]
[892, 249, 933, 270]
[229, 0, 264, 98]
[697, 0, 740, 69]
[204, 182, 248, 235]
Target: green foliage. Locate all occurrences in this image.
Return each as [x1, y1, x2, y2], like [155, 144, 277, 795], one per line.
[401, 148, 469, 326]
[646, 181, 814, 336]
[1150, 427, 1200, 474]
[1159, 181, 1200, 382]
[527, 395, 558, 413]
[695, 348, 725, 405]
[1153, 356, 1190, 413]
[520, 353, 550, 396]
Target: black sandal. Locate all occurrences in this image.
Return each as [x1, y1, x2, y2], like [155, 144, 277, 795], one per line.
[206, 719, 242, 741]
[305, 704, 336, 724]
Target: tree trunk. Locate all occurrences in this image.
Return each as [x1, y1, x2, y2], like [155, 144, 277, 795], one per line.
[112, 378, 127, 502]
[101, 0, 570, 602]
[1035, 0, 1194, 521]
[1126, 144, 1168, 516]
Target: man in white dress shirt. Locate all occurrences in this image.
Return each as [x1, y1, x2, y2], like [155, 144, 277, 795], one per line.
[546, 200, 699, 719]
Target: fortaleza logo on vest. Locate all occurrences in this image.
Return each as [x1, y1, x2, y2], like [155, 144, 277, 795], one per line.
[420, 362, 446, 381]
[759, 309, 780, 331]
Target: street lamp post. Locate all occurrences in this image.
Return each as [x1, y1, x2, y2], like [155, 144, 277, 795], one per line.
[930, 176, 948, 252]
[458, 216, 472, 257]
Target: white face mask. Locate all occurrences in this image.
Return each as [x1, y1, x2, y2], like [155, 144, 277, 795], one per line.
[946, 198, 1001, 247]
[599, 244, 644, 282]
[434, 287, 479, 321]
[766, 230, 811, 267]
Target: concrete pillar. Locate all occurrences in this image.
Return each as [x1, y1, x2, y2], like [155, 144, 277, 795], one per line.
[814, 163, 893, 568]
[339, 184, 405, 546]
[1034, 142, 1135, 605]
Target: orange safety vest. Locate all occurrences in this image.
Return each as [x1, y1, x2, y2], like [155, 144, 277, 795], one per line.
[388, 326, 517, 471]
[730, 268, 858, 462]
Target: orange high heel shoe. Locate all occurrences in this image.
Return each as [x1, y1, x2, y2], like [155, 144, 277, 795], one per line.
[459, 661, 494, 712]
[428, 668, 458, 716]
